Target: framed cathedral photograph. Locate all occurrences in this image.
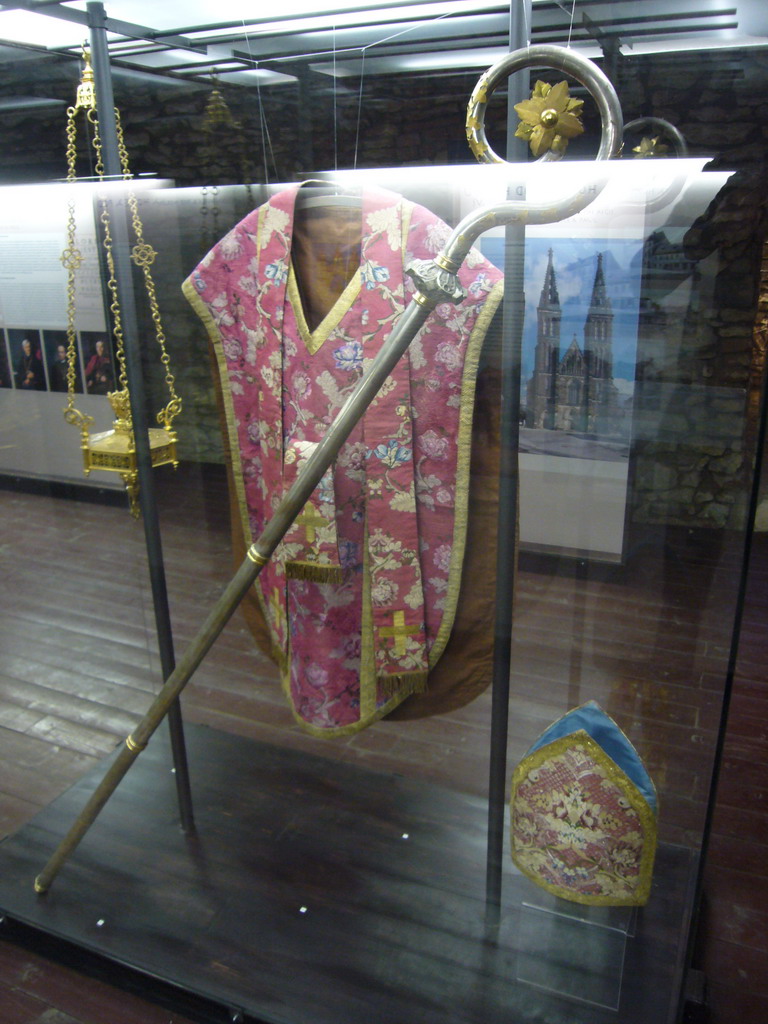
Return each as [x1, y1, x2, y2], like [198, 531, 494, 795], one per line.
[482, 218, 645, 563]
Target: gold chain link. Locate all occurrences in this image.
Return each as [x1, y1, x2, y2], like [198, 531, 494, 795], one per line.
[88, 109, 130, 395]
[62, 47, 180, 431]
[61, 102, 93, 434]
[114, 109, 181, 423]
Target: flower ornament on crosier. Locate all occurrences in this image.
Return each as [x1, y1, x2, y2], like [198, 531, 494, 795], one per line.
[514, 79, 585, 157]
[632, 135, 670, 159]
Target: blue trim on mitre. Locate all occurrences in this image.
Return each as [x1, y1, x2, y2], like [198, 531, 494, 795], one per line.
[527, 700, 657, 814]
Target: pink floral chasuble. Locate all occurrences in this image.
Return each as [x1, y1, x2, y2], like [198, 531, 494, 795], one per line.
[184, 186, 503, 736]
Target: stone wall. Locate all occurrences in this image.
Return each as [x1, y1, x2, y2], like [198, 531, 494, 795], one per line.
[615, 50, 768, 531]
[0, 60, 482, 186]
[631, 383, 749, 528]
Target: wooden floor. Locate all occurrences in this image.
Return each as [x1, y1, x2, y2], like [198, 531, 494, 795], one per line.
[0, 464, 766, 1023]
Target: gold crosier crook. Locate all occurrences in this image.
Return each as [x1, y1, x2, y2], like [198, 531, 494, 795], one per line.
[62, 47, 181, 517]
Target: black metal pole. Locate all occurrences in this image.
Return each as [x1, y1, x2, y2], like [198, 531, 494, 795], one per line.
[506, 0, 534, 164]
[86, 1, 195, 834]
[485, 0, 532, 922]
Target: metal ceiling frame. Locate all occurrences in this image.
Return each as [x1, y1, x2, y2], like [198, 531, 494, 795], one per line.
[0, 0, 204, 50]
[0, 0, 762, 91]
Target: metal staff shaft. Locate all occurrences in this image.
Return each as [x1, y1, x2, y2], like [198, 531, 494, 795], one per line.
[35, 297, 432, 894]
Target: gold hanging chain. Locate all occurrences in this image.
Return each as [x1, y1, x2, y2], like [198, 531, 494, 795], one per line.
[88, 110, 130, 395]
[60, 47, 181, 518]
[114, 108, 181, 427]
[62, 47, 181, 431]
[61, 98, 94, 434]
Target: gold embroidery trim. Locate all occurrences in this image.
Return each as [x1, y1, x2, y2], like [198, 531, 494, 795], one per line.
[359, 518, 377, 721]
[378, 670, 428, 698]
[287, 262, 362, 355]
[181, 213, 273, 642]
[428, 276, 504, 669]
[285, 560, 346, 583]
[182, 280, 252, 551]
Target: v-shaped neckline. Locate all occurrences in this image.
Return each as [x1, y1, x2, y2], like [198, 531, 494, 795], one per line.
[287, 262, 362, 356]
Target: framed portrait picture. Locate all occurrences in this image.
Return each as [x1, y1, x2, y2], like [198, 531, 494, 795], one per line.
[44, 329, 83, 394]
[80, 331, 116, 396]
[8, 327, 46, 391]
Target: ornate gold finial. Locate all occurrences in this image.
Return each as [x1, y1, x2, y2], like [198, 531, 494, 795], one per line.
[75, 46, 96, 112]
[202, 77, 241, 132]
[514, 80, 584, 157]
[632, 135, 670, 159]
[107, 388, 134, 433]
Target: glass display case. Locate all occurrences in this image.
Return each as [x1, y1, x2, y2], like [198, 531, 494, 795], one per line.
[0, 3, 766, 1023]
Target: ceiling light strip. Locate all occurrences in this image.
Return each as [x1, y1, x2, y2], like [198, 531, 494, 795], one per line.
[0, 0, 207, 53]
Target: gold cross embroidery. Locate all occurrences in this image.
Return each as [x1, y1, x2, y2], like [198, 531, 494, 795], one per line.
[379, 610, 421, 656]
[296, 502, 330, 543]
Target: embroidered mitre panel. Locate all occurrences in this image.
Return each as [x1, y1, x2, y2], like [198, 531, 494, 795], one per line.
[184, 186, 503, 735]
[510, 705, 658, 906]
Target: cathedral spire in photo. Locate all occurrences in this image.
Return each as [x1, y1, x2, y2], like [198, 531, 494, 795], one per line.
[526, 250, 621, 436]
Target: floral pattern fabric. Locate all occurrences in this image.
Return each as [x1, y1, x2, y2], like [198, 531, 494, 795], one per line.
[184, 186, 503, 735]
[510, 730, 658, 906]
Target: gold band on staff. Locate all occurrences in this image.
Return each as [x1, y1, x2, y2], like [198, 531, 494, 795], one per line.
[434, 253, 460, 274]
[413, 291, 431, 307]
[247, 546, 269, 566]
[125, 734, 146, 753]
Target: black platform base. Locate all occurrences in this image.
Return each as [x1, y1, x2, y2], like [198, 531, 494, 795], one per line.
[0, 725, 694, 1024]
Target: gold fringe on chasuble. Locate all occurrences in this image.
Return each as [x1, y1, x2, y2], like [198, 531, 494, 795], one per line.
[285, 561, 347, 584]
[378, 670, 429, 698]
